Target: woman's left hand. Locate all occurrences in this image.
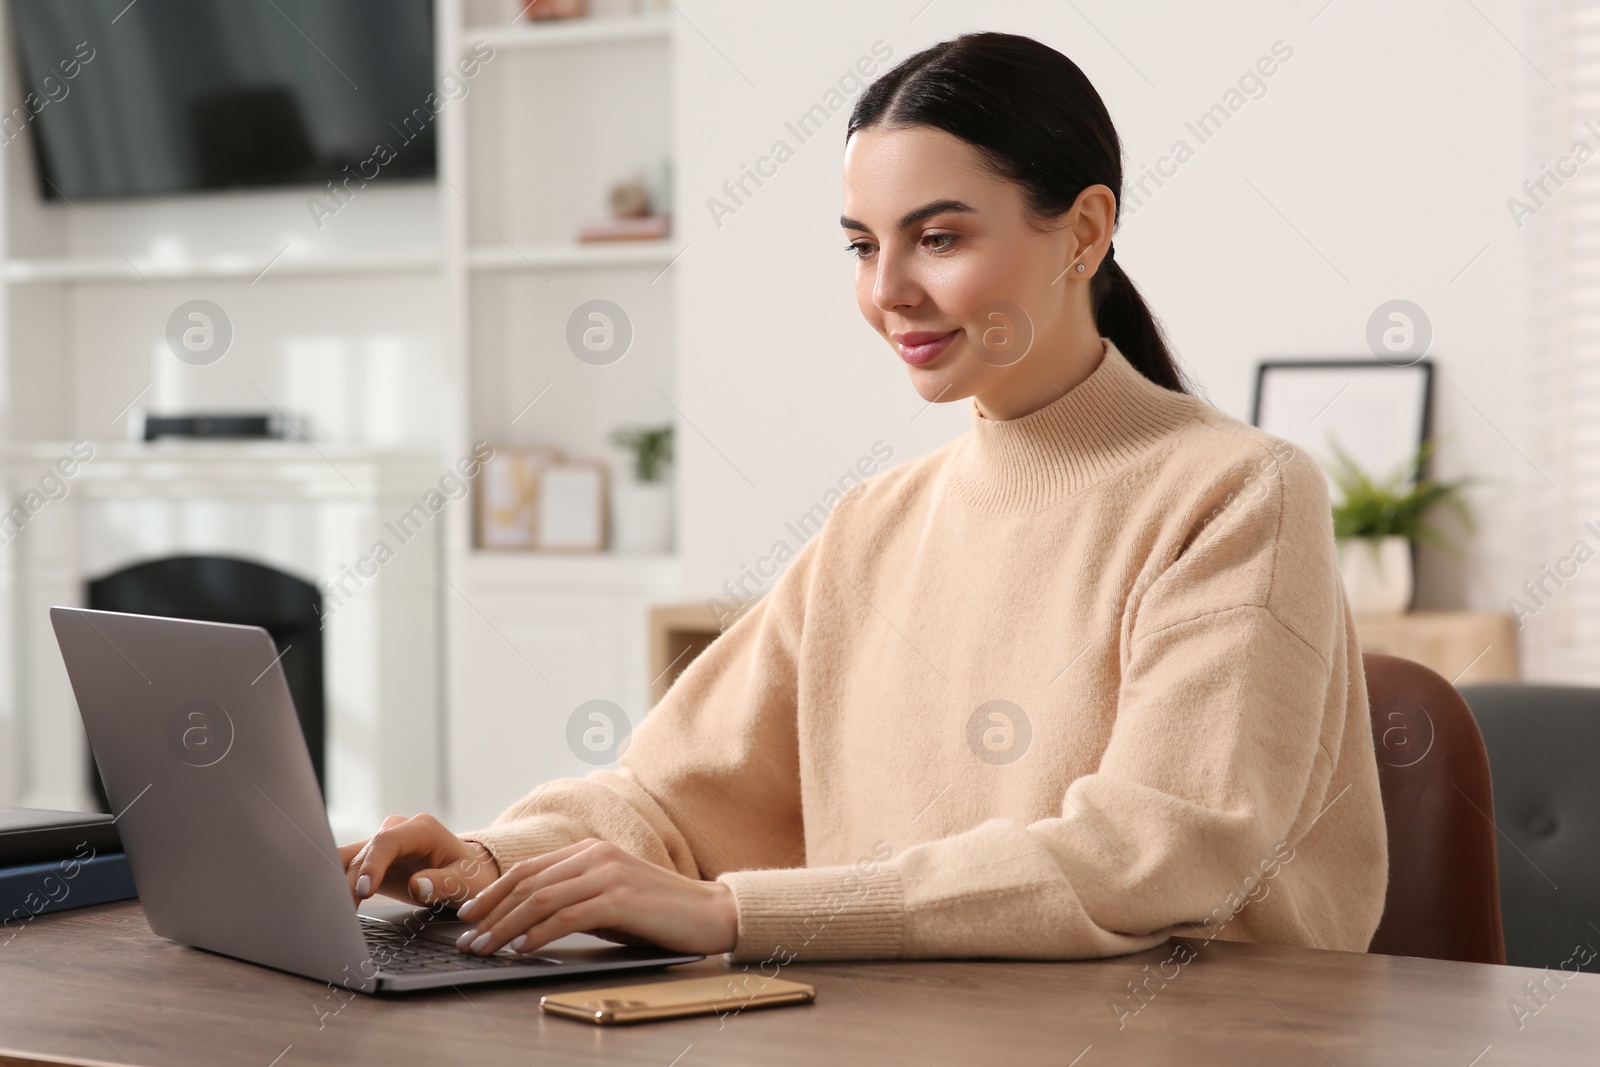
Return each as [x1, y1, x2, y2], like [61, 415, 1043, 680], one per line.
[452, 838, 739, 957]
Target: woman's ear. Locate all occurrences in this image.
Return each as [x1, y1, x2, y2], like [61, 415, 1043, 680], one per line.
[1064, 183, 1117, 277]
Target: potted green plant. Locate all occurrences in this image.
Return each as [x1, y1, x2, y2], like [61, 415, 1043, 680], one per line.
[1324, 437, 1474, 614]
[608, 424, 674, 553]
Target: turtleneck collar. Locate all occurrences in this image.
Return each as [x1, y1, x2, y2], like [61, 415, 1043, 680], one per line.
[947, 337, 1196, 514]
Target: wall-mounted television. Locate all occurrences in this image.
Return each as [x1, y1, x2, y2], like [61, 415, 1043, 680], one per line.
[8, 0, 436, 200]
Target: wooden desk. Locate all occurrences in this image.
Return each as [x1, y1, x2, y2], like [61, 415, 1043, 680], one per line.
[3, 903, 1598, 1064]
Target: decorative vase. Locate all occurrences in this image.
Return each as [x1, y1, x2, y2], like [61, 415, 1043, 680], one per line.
[1337, 535, 1412, 614]
[610, 482, 672, 553]
[520, 0, 587, 20]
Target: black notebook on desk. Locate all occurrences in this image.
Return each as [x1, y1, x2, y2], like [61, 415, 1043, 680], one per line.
[0, 807, 122, 866]
[0, 807, 135, 923]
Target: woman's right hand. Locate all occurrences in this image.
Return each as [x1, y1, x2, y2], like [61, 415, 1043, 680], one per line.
[338, 813, 500, 908]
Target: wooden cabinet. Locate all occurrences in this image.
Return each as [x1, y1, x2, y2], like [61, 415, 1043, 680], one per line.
[1354, 611, 1518, 685]
[647, 602, 721, 704]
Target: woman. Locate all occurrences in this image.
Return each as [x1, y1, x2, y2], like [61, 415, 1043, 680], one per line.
[342, 32, 1387, 963]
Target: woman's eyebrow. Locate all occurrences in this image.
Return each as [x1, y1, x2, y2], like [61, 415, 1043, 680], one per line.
[839, 198, 977, 233]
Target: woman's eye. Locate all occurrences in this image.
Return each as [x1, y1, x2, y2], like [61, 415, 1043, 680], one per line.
[923, 233, 957, 252]
[845, 241, 875, 260]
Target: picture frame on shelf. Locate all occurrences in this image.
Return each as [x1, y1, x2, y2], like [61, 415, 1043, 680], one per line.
[536, 461, 609, 552]
[1251, 359, 1434, 490]
[477, 446, 559, 549]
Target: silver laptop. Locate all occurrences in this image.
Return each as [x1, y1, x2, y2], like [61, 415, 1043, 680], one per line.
[50, 606, 702, 993]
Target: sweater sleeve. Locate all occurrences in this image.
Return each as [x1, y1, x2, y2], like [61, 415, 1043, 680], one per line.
[716, 440, 1369, 962]
[459, 519, 819, 881]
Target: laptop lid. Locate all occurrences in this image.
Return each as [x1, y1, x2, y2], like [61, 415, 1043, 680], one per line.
[50, 607, 376, 991]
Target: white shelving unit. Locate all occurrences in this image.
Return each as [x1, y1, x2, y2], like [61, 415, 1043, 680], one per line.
[466, 238, 676, 272]
[463, 549, 678, 591]
[5, 249, 443, 284]
[440, 1, 684, 829]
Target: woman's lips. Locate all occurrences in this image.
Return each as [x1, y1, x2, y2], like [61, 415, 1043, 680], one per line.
[893, 330, 957, 366]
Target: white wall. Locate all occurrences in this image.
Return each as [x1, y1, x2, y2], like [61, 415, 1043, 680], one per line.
[673, 0, 1537, 640]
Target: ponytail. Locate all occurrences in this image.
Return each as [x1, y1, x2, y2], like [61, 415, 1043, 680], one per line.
[1094, 255, 1189, 393]
[848, 32, 1194, 395]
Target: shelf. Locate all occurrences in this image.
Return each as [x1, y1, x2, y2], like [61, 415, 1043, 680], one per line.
[469, 12, 672, 52]
[467, 240, 679, 272]
[458, 549, 680, 592]
[0, 441, 444, 499]
[5, 249, 442, 284]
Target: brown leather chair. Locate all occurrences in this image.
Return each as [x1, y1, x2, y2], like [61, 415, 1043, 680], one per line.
[1362, 652, 1506, 965]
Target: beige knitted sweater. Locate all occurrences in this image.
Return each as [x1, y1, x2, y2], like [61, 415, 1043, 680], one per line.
[463, 338, 1389, 963]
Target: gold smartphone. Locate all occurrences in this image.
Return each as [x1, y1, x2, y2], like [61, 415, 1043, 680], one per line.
[540, 974, 816, 1025]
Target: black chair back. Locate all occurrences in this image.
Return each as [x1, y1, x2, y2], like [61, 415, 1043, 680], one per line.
[1460, 682, 1600, 972]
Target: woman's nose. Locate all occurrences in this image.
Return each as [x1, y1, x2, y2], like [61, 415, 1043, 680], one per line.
[872, 244, 922, 312]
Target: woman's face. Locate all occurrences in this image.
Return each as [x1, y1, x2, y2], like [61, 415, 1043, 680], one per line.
[841, 124, 1112, 414]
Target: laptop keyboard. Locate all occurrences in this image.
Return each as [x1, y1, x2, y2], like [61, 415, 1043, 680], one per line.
[360, 917, 550, 974]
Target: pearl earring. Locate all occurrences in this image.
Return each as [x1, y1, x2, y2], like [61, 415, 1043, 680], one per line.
[1076, 264, 1086, 272]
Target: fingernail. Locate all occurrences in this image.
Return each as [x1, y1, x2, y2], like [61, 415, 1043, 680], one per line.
[355, 875, 370, 898]
[456, 897, 478, 920]
[469, 932, 492, 954]
[508, 935, 527, 953]
[415, 877, 433, 900]
[456, 928, 478, 950]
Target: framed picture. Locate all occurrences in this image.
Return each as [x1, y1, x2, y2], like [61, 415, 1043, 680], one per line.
[1251, 359, 1434, 490]
[477, 446, 560, 549]
[536, 461, 608, 552]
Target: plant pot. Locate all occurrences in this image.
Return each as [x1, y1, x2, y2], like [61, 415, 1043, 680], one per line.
[610, 482, 672, 553]
[1337, 535, 1412, 614]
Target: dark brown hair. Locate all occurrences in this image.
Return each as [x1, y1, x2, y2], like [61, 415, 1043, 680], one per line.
[848, 32, 1193, 394]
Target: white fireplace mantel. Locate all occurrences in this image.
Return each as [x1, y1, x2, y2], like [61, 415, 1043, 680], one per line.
[0, 440, 452, 842]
